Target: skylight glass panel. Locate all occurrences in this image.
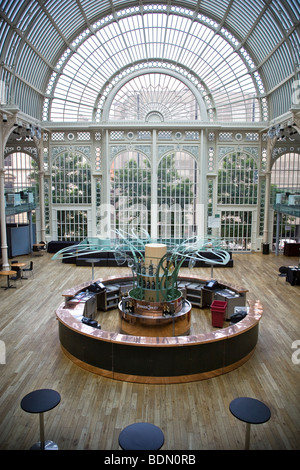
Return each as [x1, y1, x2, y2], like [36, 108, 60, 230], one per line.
[48, 8, 264, 122]
[47, 1, 82, 39]
[1, 0, 23, 20]
[272, 0, 295, 29]
[287, 0, 300, 19]
[227, 0, 264, 39]
[108, 73, 201, 121]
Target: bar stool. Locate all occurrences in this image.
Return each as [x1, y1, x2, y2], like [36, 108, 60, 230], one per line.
[21, 389, 61, 450]
[119, 422, 164, 450]
[229, 397, 271, 449]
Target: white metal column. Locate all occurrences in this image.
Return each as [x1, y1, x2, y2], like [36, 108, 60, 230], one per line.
[151, 129, 158, 240]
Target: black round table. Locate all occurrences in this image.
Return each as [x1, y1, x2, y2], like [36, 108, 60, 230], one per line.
[21, 389, 61, 450]
[119, 422, 165, 450]
[229, 397, 271, 449]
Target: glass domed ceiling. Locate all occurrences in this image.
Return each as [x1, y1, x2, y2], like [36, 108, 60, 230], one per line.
[44, 7, 265, 122]
[45, 7, 266, 123]
[0, 0, 299, 122]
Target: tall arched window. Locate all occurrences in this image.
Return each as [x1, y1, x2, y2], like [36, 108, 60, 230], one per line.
[271, 152, 300, 189]
[217, 151, 258, 251]
[158, 151, 197, 240]
[218, 151, 258, 205]
[110, 151, 151, 237]
[271, 152, 300, 246]
[51, 150, 91, 240]
[52, 150, 91, 204]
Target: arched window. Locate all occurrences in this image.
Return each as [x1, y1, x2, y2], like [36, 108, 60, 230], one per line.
[110, 151, 151, 237]
[109, 73, 201, 121]
[158, 151, 197, 240]
[51, 150, 91, 240]
[271, 152, 300, 189]
[218, 151, 258, 205]
[51, 151, 91, 204]
[271, 152, 300, 246]
[110, 150, 198, 240]
[217, 151, 258, 252]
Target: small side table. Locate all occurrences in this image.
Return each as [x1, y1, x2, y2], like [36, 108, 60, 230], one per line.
[119, 422, 165, 450]
[0, 270, 17, 289]
[21, 389, 61, 450]
[11, 262, 27, 279]
[229, 397, 271, 450]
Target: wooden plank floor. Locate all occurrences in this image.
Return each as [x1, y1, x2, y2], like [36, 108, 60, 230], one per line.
[0, 251, 299, 450]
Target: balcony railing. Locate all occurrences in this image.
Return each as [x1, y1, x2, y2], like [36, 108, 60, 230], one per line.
[4, 187, 37, 216]
[273, 190, 300, 217]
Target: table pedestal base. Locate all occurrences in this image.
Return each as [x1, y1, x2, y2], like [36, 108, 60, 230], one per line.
[245, 422, 251, 450]
[30, 440, 59, 450]
[21, 395, 61, 451]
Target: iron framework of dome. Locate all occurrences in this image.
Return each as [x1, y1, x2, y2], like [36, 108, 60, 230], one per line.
[0, 1, 300, 271]
[0, 0, 299, 122]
